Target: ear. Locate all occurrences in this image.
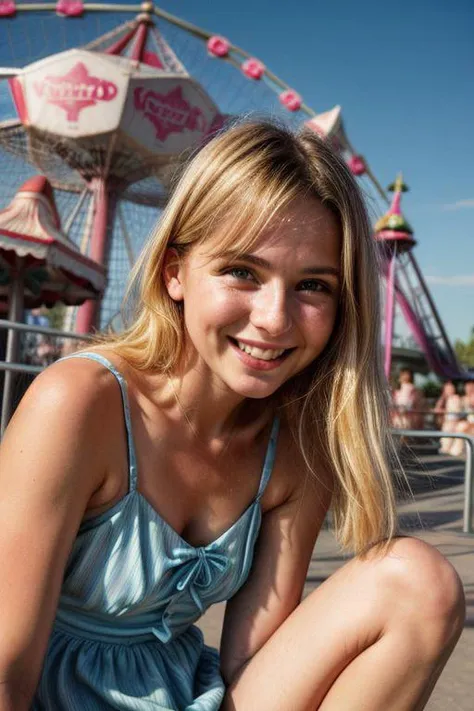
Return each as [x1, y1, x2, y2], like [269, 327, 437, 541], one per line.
[163, 248, 185, 302]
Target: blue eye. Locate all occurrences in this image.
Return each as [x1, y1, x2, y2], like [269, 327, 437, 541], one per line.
[227, 267, 254, 281]
[297, 279, 329, 293]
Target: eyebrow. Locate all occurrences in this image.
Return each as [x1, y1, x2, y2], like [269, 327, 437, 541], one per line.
[220, 251, 341, 278]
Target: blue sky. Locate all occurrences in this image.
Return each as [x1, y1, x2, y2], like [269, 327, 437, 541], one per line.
[0, 0, 473, 342]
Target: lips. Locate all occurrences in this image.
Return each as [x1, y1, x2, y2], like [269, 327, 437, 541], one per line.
[228, 337, 294, 371]
[235, 340, 286, 361]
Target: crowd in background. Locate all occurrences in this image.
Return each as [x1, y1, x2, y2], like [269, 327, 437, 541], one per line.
[391, 367, 474, 456]
[23, 308, 61, 368]
[435, 380, 474, 456]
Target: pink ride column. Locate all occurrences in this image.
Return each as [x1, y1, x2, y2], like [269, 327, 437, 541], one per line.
[374, 175, 415, 379]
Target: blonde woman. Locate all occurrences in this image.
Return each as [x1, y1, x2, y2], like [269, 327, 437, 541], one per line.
[0, 122, 464, 711]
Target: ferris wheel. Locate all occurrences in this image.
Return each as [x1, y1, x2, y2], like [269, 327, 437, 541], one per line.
[0, 1, 465, 379]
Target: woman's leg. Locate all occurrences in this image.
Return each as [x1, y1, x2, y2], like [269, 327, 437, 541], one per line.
[223, 537, 465, 711]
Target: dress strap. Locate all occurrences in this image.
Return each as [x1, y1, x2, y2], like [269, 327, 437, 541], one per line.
[57, 352, 138, 491]
[256, 416, 280, 501]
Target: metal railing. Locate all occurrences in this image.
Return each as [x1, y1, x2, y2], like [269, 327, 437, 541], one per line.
[0, 319, 91, 435]
[0, 318, 89, 342]
[392, 429, 474, 535]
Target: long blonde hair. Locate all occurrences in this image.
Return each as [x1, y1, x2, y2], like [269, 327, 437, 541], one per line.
[92, 119, 397, 554]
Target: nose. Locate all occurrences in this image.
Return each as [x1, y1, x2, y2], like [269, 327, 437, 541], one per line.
[249, 283, 293, 337]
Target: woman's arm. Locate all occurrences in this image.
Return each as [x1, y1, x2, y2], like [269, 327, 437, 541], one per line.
[220, 459, 333, 687]
[0, 361, 113, 709]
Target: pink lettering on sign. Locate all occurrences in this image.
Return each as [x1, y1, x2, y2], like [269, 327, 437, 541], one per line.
[33, 62, 118, 122]
[134, 86, 207, 142]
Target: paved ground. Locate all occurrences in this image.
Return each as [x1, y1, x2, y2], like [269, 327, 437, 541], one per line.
[197, 446, 474, 709]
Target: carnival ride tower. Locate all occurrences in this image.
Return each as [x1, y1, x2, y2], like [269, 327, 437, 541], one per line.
[375, 176, 463, 380]
[375, 175, 416, 378]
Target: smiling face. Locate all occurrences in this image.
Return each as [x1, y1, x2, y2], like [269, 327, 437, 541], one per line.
[164, 195, 341, 400]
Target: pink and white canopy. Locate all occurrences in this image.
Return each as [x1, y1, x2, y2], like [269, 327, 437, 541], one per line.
[0, 175, 105, 308]
[7, 46, 224, 190]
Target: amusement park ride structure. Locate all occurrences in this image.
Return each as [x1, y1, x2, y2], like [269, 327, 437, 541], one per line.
[375, 176, 461, 380]
[0, 0, 468, 380]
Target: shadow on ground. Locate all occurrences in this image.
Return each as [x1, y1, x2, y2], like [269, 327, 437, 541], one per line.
[399, 508, 465, 532]
[395, 452, 465, 498]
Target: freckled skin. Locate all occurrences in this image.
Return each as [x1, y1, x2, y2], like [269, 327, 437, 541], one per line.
[171, 196, 341, 402]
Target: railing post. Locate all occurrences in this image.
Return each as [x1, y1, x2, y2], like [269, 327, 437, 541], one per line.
[464, 438, 473, 535]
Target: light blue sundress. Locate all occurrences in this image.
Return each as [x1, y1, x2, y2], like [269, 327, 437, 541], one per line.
[32, 352, 280, 710]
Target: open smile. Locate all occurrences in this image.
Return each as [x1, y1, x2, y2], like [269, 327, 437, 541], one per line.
[228, 337, 294, 371]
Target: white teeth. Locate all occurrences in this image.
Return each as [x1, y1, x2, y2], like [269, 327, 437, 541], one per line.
[236, 341, 286, 361]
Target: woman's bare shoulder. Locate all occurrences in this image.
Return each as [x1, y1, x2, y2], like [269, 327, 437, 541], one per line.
[27, 351, 123, 414]
[2, 353, 125, 485]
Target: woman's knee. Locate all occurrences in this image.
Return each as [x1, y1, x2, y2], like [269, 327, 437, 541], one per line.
[374, 537, 465, 650]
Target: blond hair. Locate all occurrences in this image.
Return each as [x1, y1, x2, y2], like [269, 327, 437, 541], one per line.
[92, 119, 397, 554]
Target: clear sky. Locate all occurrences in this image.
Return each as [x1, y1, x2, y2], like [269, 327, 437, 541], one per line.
[1, 0, 473, 342]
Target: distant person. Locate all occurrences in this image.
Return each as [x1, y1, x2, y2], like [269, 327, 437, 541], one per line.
[24, 308, 58, 368]
[391, 367, 425, 430]
[435, 381, 464, 455]
[26, 307, 49, 330]
[448, 381, 474, 457]
[464, 381, 474, 428]
[24, 308, 50, 365]
[433, 380, 454, 429]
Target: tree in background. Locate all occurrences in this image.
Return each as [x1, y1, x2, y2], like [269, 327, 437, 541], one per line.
[46, 303, 66, 330]
[455, 327, 474, 368]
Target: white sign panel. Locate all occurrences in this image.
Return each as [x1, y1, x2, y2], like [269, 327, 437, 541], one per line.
[122, 75, 219, 155]
[12, 50, 129, 137]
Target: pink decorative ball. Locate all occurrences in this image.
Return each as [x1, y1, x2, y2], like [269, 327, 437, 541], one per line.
[56, 0, 84, 16]
[241, 58, 265, 80]
[348, 155, 366, 176]
[279, 90, 302, 112]
[207, 36, 230, 58]
[0, 0, 16, 16]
